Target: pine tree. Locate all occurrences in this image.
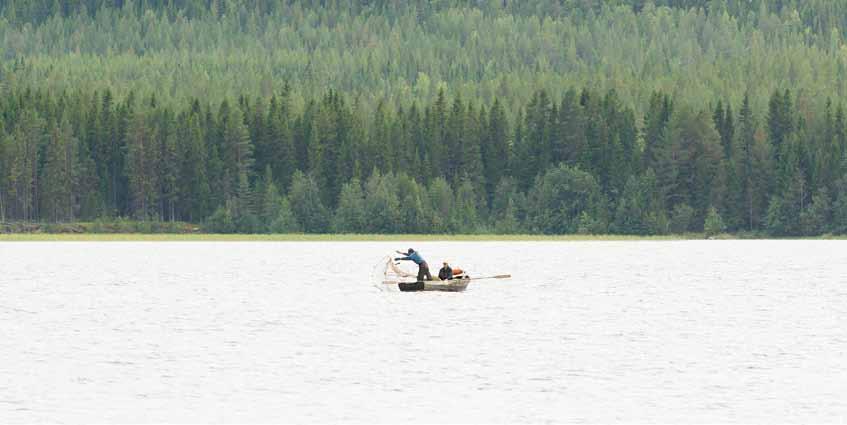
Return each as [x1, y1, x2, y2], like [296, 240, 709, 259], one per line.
[258, 165, 283, 231]
[482, 97, 510, 206]
[714, 100, 735, 159]
[527, 164, 606, 234]
[216, 101, 255, 205]
[460, 102, 485, 208]
[125, 111, 158, 220]
[364, 170, 400, 233]
[663, 107, 724, 225]
[160, 109, 180, 221]
[266, 94, 296, 191]
[288, 170, 329, 233]
[333, 178, 366, 233]
[523, 89, 552, 180]
[179, 112, 211, 222]
[8, 109, 45, 221]
[832, 174, 847, 234]
[427, 88, 448, 181]
[269, 196, 302, 233]
[444, 94, 467, 183]
[41, 117, 78, 222]
[395, 174, 430, 233]
[836, 104, 847, 178]
[451, 177, 479, 234]
[800, 188, 832, 235]
[704, 206, 726, 237]
[643, 92, 673, 171]
[554, 89, 585, 167]
[767, 89, 794, 166]
[0, 125, 6, 223]
[613, 169, 667, 235]
[733, 94, 752, 230]
[428, 177, 454, 233]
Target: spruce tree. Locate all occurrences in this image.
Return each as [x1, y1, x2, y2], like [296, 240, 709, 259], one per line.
[333, 178, 366, 233]
[288, 171, 329, 233]
[482, 98, 510, 206]
[125, 111, 158, 220]
[40, 117, 78, 222]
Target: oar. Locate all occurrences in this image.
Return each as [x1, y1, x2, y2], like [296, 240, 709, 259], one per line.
[471, 274, 511, 281]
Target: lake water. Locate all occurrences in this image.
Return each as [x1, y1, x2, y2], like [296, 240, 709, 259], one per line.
[2, 241, 847, 423]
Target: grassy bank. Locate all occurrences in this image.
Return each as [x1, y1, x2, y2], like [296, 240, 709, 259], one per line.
[3, 222, 842, 241]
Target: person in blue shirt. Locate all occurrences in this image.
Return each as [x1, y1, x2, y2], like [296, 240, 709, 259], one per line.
[395, 248, 432, 282]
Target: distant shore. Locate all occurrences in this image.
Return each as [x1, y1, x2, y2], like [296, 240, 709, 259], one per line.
[2, 233, 842, 242]
[3, 221, 844, 241]
[0, 233, 693, 242]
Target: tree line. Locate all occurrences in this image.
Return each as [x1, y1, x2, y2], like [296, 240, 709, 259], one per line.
[5, 0, 847, 234]
[2, 85, 847, 236]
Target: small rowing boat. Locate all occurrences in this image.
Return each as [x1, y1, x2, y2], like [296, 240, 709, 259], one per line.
[397, 277, 471, 292]
[377, 256, 509, 293]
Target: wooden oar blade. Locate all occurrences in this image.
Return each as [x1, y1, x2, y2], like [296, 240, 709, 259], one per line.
[472, 274, 512, 280]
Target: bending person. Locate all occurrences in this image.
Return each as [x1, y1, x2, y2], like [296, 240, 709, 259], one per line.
[395, 248, 432, 282]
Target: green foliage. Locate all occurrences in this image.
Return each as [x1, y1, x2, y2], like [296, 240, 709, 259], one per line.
[258, 167, 283, 226]
[333, 178, 366, 233]
[206, 204, 235, 234]
[491, 177, 524, 234]
[288, 171, 329, 233]
[800, 189, 832, 236]
[670, 203, 695, 234]
[5, 1, 847, 235]
[2, 82, 847, 235]
[363, 171, 400, 233]
[704, 206, 725, 237]
[613, 170, 668, 235]
[833, 176, 847, 234]
[576, 211, 606, 235]
[452, 178, 479, 234]
[395, 173, 431, 234]
[767, 168, 808, 236]
[765, 196, 787, 237]
[527, 164, 606, 234]
[493, 199, 522, 235]
[428, 177, 454, 233]
[662, 107, 725, 224]
[269, 197, 302, 233]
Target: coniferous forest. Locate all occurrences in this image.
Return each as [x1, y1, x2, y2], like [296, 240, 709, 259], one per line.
[4, 1, 847, 235]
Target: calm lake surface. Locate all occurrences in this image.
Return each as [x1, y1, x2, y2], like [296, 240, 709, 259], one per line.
[2, 241, 847, 423]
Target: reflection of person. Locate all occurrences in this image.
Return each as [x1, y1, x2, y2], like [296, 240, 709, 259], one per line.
[395, 248, 432, 282]
[438, 262, 454, 281]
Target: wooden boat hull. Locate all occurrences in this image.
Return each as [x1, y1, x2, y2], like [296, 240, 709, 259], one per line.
[398, 277, 470, 292]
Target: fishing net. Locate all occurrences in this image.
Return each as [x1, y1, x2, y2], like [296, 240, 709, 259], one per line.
[371, 255, 416, 291]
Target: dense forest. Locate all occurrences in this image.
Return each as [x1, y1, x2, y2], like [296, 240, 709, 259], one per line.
[3, 0, 847, 235]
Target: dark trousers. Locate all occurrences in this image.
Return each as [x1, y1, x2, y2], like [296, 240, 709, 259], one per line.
[417, 262, 432, 282]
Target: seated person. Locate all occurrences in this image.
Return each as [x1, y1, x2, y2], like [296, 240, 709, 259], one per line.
[438, 262, 454, 281]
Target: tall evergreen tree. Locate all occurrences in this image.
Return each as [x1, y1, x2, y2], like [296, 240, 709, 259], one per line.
[40, 117, 78, 222]
[333, 178, 366, 233]
[288, 170, 329, 233]
[482, 98, 510, 206]
[125, 111, 159, 220]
